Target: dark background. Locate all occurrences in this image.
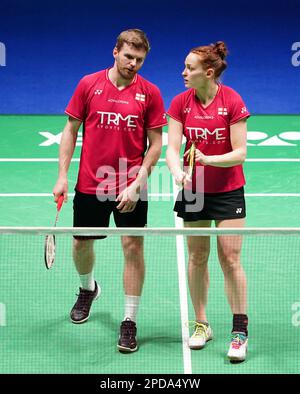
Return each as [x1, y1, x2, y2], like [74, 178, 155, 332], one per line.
[0, 0, 299, 114]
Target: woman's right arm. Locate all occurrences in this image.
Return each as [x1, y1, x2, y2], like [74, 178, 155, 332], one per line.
[166, 117, 186, 186]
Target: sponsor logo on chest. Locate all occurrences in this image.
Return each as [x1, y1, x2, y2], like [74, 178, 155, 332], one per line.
[186, 127, 226, 142]
[96, 111, 138, 131]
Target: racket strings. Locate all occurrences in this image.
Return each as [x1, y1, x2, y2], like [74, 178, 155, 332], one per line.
[45, 234, 55, 269]
[44, 196, 64, 269]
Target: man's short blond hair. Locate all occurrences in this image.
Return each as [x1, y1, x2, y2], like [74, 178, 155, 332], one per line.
[116, 29, 150, 53]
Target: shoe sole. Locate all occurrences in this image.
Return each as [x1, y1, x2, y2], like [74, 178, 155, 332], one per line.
[229, 359, 246, 363]
[228, 353, 247, 362]
[70, 286, 101, 324]
[117, 345, 138, 353]
[71, 315, 90, 324]
[228, 356, 246, 363]
[189, 336, 213, 350]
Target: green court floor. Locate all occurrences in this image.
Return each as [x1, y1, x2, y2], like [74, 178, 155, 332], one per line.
[0, 115, 300, 374]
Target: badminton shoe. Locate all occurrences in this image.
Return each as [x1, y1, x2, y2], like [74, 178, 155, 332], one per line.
[188, 322, 213, 349]
[70, 281, 100, 324]
[227, 332, 248, 362]
[118, 318, 138, 353]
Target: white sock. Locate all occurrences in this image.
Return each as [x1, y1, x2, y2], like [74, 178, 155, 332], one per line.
[79, 272, 95, 291]
[124, 295, 140, 322]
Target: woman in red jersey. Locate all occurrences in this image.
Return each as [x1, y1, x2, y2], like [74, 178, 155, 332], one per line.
[167, 42, 250, 362]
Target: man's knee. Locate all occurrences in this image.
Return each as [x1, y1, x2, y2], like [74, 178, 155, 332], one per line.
[73, 238, 94, 253]
[122, 237, 144, 260]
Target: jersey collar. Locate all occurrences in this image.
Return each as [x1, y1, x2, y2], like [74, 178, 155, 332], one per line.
[106, 67, 138, 91]
[194, 83, 221, 110]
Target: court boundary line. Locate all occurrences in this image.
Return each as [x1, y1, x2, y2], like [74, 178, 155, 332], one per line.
[1, 158, 300, 162]
[172, 179, 192, 374]
[0, 193, 300, 197]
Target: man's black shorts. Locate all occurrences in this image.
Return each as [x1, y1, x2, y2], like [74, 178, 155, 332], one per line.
[174, 186, 246, 222]
[73, 190, 148, 240]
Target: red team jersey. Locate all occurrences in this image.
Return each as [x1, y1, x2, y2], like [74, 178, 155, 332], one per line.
[167, 85, 250, 193]
[65, 69, 167, 195]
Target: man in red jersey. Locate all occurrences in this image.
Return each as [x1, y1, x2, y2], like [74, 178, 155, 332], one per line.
[167, 42, 250, 362]
[53, 29, 167, 353]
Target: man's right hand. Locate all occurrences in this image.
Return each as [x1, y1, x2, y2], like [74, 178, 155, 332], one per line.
[174, 169, 187, 187]
[53, 177, 68, 203]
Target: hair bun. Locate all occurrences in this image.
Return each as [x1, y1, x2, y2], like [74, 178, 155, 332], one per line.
[213, 41, 228, 60]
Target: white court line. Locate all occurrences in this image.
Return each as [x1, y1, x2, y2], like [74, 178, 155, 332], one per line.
[1, 158, 300, 162]
[0, 159, 66, 162]
[172, 179, 192, 374]
[0, 193, 64, 197]
[0, 193, 300, 197]
[245, 159, 300, 162]
[246, 193, 300, 197]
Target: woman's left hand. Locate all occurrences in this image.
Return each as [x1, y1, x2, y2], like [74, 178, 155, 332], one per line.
[184, 148, 208, 165]
[194, 149, 208, 165]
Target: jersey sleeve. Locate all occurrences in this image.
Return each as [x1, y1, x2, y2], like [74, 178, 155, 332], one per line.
[144, 86, 167, 129]
[228, 90, 250, 125]
[65, 76, 88, 121]
[167, 94, 184, 124]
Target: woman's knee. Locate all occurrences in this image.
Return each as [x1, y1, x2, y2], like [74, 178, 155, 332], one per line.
[188, 246, 210, 268]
